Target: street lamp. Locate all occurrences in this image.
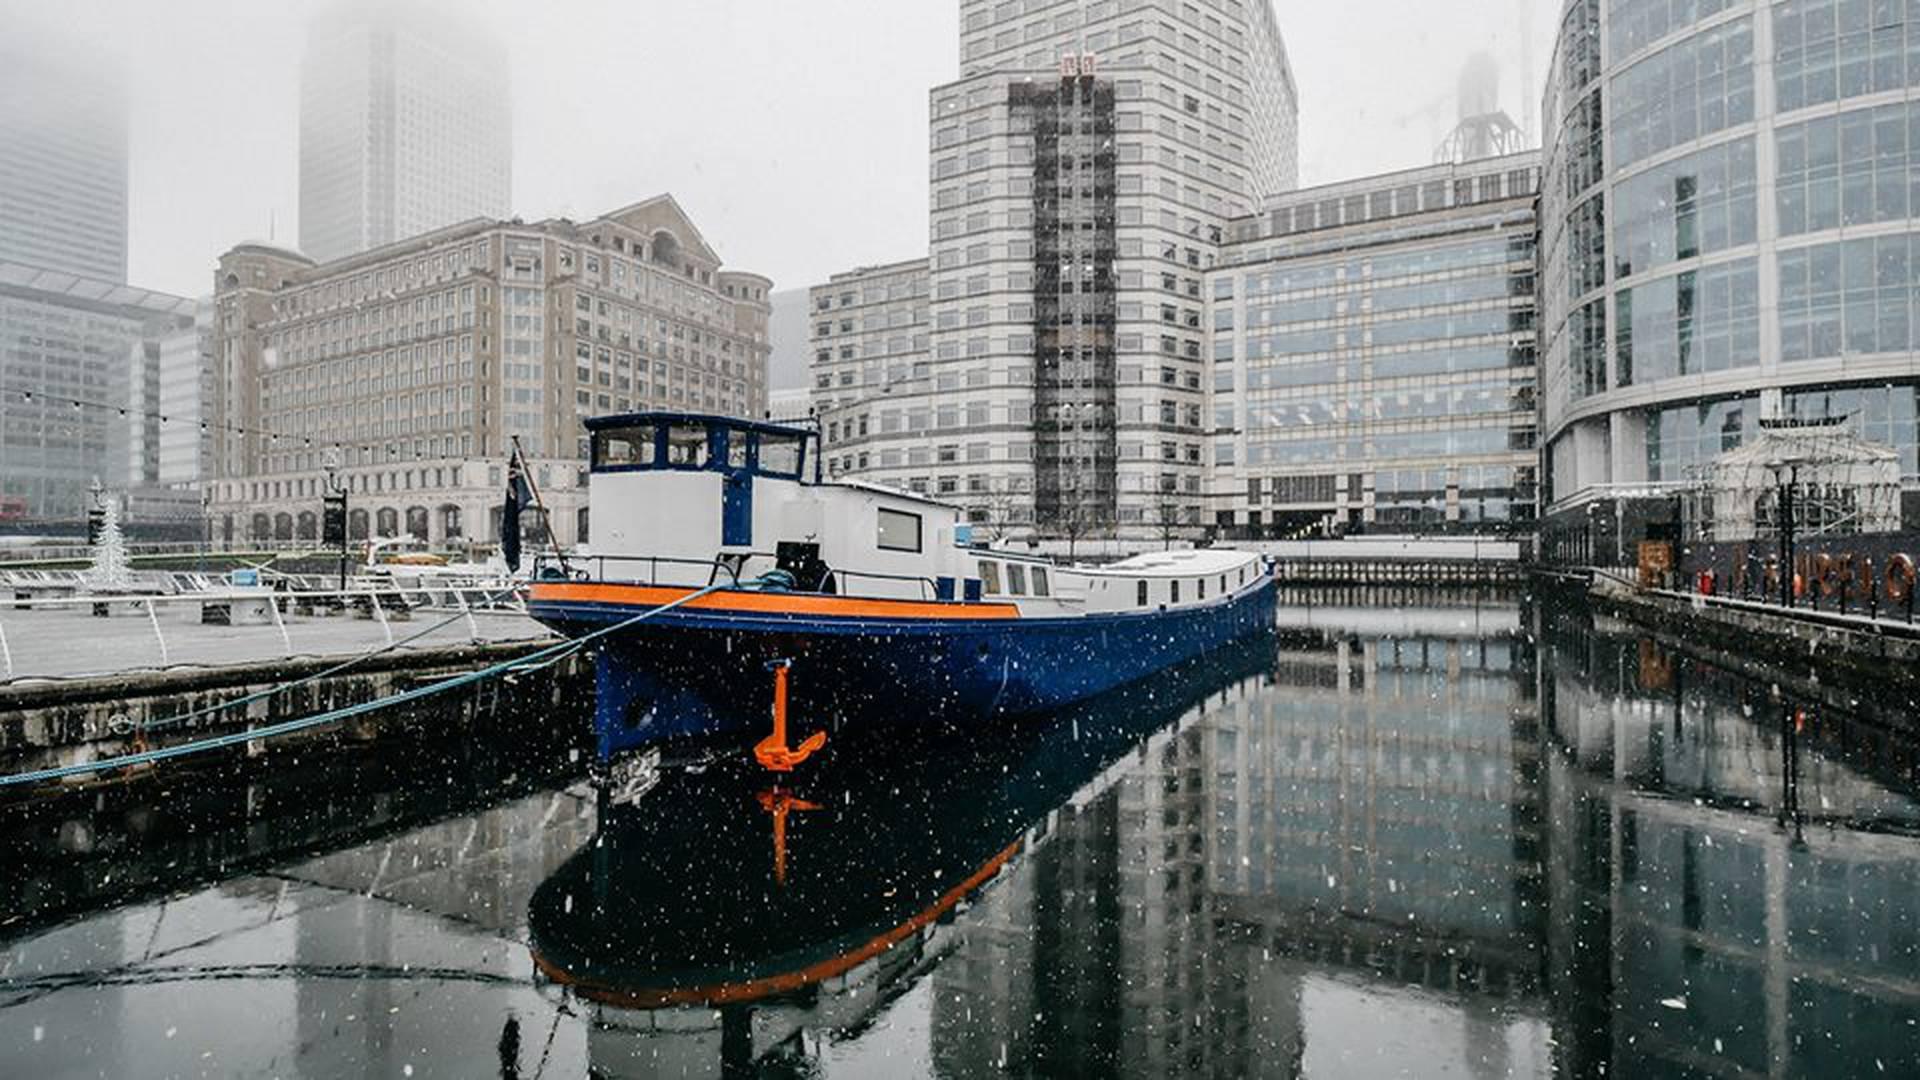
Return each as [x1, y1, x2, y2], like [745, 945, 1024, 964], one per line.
[322, 450, 348, 592]
[1765, 457, 1799, 608]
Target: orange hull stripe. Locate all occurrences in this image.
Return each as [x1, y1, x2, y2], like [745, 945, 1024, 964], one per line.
[531, 840, 1024, 1009]
[530, 581, 1020, 621]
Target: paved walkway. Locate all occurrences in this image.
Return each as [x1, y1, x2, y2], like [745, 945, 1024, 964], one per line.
[0, 602, 551, 683]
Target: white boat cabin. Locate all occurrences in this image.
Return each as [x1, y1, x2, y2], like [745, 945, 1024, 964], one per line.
[576, 413, 1266, 616]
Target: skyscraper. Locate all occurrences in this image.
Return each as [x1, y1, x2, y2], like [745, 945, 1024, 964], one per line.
[813, 0, 1299, 540]
[0, 28, 129, 283]
[298, 1, 512, 264]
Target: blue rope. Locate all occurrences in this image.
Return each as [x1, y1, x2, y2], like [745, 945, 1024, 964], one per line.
[0, 577, 742, 788]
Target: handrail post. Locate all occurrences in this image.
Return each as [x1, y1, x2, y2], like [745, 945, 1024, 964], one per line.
[267, 590, 293, 656]
[145, 598, 171, 666]
[368, 587, 394, 646]
[455, 586, 480, 642]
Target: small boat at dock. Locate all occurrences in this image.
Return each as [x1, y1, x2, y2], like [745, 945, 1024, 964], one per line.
[526, 412, 1276, 769]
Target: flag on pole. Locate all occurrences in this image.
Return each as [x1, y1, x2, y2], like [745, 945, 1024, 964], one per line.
[501, 447, 535, 570]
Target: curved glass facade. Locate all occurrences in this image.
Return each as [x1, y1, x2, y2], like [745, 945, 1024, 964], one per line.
[1541, 0, 1920, 531]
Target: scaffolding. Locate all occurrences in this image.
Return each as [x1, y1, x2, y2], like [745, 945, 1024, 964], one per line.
[1683, 418, 1903, 543]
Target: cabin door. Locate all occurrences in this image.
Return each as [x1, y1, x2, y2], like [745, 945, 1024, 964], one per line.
[721, 471, 753, 546]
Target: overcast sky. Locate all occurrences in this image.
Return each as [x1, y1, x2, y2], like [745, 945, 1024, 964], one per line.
[6, 0, 1554, 299]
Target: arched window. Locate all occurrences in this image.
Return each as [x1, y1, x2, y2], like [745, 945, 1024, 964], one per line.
[273, 513, 294, 541]
[296, 511, 318, 540]
[440, 504, 463, 539]
[348, 508, 370, 541]
[405, 506, 429, 541]
[375, 507, 399, 537]
[651, 229, 680, 268]
[250, 513, 271, 541]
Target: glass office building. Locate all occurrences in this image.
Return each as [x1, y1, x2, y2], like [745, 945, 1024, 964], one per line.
[1540, 0, 1920, 562]
[1205, 153, 1541, 538]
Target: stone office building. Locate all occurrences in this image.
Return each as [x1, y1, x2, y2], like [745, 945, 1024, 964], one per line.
[206, 195, 771, 549]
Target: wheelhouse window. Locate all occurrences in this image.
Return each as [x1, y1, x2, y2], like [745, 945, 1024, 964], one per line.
[1031, 567, 1050, 597]
[758, 433, 805, 478]
[666, 423, 708, 466]
[591, 424, 655, 468]
[977, 560, 1002, 595]
[877, 507, 922, 552]
[1007, 564, 1028, 596]
[726, 430, 750, 469]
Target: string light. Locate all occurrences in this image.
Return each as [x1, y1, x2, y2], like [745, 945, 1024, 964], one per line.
[2, 383, 458, 468]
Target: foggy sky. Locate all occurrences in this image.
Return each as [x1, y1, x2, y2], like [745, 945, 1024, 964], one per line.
[3, 0, 1555, 300]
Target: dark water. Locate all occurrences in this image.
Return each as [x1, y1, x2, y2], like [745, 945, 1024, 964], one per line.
[3, 592, 1919, 1078]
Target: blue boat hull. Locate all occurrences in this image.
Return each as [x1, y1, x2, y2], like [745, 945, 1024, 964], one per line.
[531, 576, 1277, 762]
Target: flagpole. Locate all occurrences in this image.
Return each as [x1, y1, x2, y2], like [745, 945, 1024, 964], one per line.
[510, 435, 570, 574]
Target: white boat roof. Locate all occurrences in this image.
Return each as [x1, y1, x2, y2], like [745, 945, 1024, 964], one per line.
[1089, 549, 1261, 577]
[828, 478, 963, 510]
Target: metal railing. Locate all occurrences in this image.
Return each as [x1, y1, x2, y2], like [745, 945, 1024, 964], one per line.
[534, 551, 948, 602]
[1594, 563, 1920, 627]
[0, 581, 534, 683]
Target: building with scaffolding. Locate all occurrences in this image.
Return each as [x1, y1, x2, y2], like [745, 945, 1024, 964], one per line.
[1538, 0, 1920, 565]
[813, 0, 1299, 541]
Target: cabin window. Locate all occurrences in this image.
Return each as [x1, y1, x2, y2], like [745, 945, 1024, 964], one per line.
[1007, 564, 1028, 595]
[1197, 576, 1206, 600]
[1239, 567, 1246, 585]
[1031, 567, 1050, 597]
[1171, 579, 1181, 603]
[759, 433, 804, 478]
[591, 424, 654, 468]
[977, 560, 1002, 595]
[877, 508, 922, 552]
[726, 431, 749, 469]
[1137, 580, 1148, 606]
[666, 423, 708, 466]
[1219, 574, 1227, 593]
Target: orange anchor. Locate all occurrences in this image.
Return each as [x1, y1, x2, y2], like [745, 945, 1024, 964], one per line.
[756, 786, 820, 885]
[753, 658, 826, 772]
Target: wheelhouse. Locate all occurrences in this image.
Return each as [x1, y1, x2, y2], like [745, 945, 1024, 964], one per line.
[586, 412, 818, 484]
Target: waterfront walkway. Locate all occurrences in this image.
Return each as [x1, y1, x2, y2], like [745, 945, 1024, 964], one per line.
[0, 603, 549, 683]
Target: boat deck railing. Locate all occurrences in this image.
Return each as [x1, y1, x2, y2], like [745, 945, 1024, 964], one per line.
[536, 552, 949, 602]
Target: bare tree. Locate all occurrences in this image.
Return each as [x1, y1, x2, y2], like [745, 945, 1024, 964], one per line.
[1056, 495, 1092, 563]
[1152, 494, 1189, 550]
[976, 481, 1021, 544]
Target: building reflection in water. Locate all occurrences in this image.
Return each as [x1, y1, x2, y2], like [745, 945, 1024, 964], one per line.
[931, 587, 1549, 1080]
[1539, 609, 1920, 1079]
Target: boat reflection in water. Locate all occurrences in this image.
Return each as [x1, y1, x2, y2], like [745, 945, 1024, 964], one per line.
[527, 633, 1276, 1072]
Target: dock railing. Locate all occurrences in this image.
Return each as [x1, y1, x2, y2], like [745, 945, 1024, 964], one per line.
[0, 580, 536, 683]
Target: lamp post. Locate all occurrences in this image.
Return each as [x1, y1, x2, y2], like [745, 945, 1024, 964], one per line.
[1766, 457, 1799, 608]
[322, 452, 348, 592]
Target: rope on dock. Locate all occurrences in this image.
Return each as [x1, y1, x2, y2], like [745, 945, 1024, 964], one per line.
[0, 578, 738, 789]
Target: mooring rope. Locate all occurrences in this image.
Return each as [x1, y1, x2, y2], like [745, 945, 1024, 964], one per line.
[0, 578, 741, 788]
[134, 581, 533, 734]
